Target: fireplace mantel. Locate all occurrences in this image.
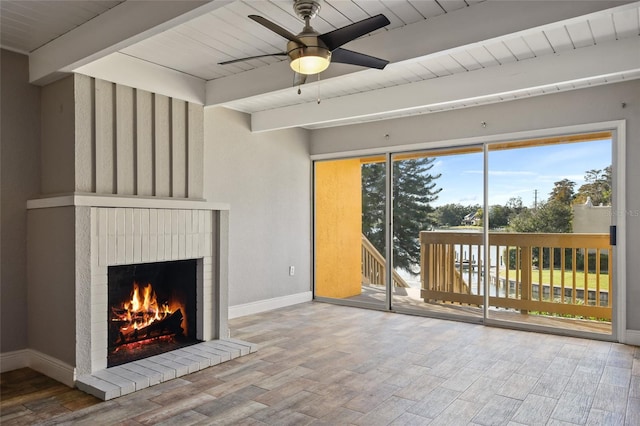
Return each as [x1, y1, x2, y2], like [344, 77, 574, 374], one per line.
[26, 193, 230, 211]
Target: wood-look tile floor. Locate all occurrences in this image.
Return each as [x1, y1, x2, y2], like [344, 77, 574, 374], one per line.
[2, 301, 639, 425]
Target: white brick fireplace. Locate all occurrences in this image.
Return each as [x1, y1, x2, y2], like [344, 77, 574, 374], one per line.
[26, 194, 255, 399]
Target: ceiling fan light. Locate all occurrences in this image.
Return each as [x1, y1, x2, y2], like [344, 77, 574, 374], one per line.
[290, 55, 330, 74]
[288, 46, 331, 75]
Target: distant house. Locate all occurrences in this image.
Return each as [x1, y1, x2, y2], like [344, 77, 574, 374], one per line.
[462, 212, 481, 226]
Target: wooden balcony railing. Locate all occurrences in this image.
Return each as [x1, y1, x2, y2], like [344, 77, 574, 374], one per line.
[362, 235, 410, 288]
[420, 232, 612, 320]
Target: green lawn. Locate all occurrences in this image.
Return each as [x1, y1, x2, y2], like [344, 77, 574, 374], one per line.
[497, 269, 610, 291]
[436, 226, 483, 231]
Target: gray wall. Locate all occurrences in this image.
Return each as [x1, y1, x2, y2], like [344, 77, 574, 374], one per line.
[1, 50, 41, 353]
[310, 80, 640, 331]
[40, 75, 205, 198]
[203, 107, 311, 306]
[27, 207, 76, 365]
[41, 76, 75, 194]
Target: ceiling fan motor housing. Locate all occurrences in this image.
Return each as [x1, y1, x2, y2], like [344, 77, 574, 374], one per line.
[287, 37, 331, 74]
[293, 0, 321, 20]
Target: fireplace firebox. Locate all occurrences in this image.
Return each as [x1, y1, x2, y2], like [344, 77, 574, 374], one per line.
[107, 259, 200, 367]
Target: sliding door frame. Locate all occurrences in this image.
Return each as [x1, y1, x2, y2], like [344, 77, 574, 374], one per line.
[311, 120, 626, 342]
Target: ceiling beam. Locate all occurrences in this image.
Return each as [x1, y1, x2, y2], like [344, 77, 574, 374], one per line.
[207, 0, 635, 105]
[74, 53, 207, 105]
[250, 37, 640, 132]
[29, 0, 233, 85]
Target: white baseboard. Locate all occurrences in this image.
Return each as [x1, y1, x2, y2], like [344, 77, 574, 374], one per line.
[229, 291, 312, 319]
[625, 330, 640, 346]
[29, 350, 76, 387]
[0, 349, 76, 387]
[0, 349, 30, 373]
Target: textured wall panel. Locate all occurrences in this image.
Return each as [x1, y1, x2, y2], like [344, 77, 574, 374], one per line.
[72, 76, 204, 199]
[75, 75, 95, 192]
[136, 90, 154, 196]
[154, 94, 171, 197]
[116, 85, 135, 195]
[187, 103, 204, 198]
[172, 98, 187, 198]
[95, 79, 115, 194]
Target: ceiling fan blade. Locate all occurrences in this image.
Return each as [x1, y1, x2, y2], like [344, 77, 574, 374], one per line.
[319, 14, 390, 51]
[218, 53, 287, 65]
[248, 15, 306, 46]
[331, 48, 389, 70]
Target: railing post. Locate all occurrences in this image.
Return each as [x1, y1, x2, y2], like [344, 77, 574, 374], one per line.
[422, 241, 431, 302]
[418, 231, 611, 321]
[521, 246, 532, 314]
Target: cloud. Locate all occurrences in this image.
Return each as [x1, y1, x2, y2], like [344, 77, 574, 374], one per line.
[464, 170, 537, 176]
[459, 195, 480, 203]
[489, 170, 537, 177]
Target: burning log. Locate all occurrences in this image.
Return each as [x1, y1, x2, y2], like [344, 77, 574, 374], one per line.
[109, 281, 188, 349]
[114, 309, 184, 346]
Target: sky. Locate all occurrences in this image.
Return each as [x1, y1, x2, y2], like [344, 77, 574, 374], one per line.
[427, 139, 612, 208]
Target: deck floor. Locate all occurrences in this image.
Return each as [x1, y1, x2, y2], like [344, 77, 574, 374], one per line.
[346, 284, 612, 335]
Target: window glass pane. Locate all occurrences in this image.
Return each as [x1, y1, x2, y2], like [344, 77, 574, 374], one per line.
[486, 135, 613, 336]
[391, 147, 485, 321]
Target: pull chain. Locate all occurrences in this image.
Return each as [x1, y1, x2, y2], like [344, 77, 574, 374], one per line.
[293, 72, 321, 103]
[297, 60, 302, 95]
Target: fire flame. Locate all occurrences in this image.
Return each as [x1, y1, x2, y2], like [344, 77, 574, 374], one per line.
[117, 282, 172, 332]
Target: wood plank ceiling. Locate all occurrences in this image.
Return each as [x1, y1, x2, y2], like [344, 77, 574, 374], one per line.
[0, 1, 124, 53]
[115, 0, 639, 119]
[119, 0, 483, 81]
[1, 1, 639, 129]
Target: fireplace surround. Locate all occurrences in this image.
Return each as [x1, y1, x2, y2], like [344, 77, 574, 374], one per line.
[27, 194, 255, 400]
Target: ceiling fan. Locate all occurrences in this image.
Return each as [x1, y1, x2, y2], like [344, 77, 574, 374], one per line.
[219, 0, 390, 79]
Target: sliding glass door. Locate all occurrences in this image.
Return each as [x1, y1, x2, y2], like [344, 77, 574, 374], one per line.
[314, 130, 617, 339]
[390, 147, 484, 322]
[485, 134, 614, 336]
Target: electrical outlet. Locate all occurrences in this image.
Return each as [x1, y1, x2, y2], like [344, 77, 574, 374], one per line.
[289, 266, 295, 276]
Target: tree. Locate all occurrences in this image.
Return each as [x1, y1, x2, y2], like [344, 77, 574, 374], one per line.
[506, 197, 525, 214]
[488, 204, 510, 228]
[485, 197, 526, 229]
[509, 200, 572, 233]
[574, 166, 611, 206]
[535, 201, 573, 233]
[508, 208, 536, 233]
[392, 159, 442, 272]
[549, 178, 576, 205]
[361, 162, 386, 255]
[473, 207, 484, 227]
[434, 203, 478, 227]
[362, 158, 442, 274]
